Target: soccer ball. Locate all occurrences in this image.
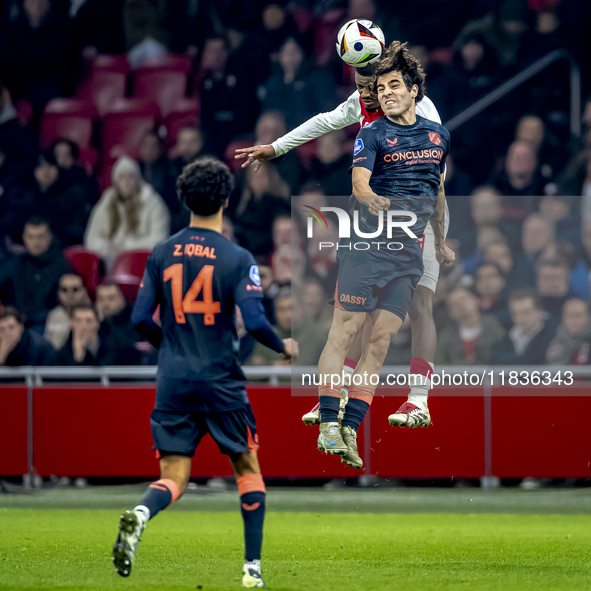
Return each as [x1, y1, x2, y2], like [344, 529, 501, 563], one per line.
[336, 19, 385, 68]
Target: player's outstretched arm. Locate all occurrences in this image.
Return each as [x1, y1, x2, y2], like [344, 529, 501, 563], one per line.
[234, 145, 276, 171]
[234, 94, 359, 169]
[238, 297, 296, 361]
[430, 174, 455, 267]
[352, 167, 390, 216]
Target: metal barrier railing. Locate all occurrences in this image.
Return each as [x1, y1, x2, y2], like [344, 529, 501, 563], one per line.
[444, 49, 582, 138]
[1, 365, 591, 387]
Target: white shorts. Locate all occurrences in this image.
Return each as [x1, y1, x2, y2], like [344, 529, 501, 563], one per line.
[417, 200, 450, 294]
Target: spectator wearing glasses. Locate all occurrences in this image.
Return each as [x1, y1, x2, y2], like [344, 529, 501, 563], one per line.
[44, 273, 90, 350]
[0, 306, 55, 366]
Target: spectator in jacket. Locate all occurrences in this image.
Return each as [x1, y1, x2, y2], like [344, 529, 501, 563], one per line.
[0, 217, 71, 328]
[491, 140, 546, 198]
[571, 220, 591, 301]
[262, 37, 334, 130]
[252, 111, 302, 191]
[168, 128, 202, 189]
[23, 150, 91, 246]
[58, 303, 139, 366]
[536, 258, 574, 317]
[546, 298, 591, 365]
[233, 163, 290, 255]
[51, 138, 99, 205]
[84, 156, 170, 267]
[0, 306, 55, 366]
[44, 273, 90, 350]
[0, 148, 27, 246]
[489, 289, 558, 365]
[310, 130, 353, 197]
[0, 79, 36, 174]
[0, 0, 75, 113]
[475, 262, 511, 330]
[96, 280, 137, 336]
[138, 131, 182, 232]
[436, 288, 505, 365]
[512, 213, 555, 288]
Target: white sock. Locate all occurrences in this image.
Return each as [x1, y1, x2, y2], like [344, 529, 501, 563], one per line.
[244, 559, 261, 571]
[341, 363, 355, 397]
[134, 505, 150, 524]
[408, 362, 434, 405]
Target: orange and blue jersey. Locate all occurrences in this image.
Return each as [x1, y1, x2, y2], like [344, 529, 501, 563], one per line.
[132, 227, 283, 413]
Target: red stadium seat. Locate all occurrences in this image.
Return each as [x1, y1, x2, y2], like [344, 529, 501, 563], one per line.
[162, 97, 200, 145]
[109, 249, 152, 301]
[131, 55, 192, 117]
[40, 99, 96, 150]
[101, 98, 160, 161]
[64, 246, 102, 299]
[77, 54, 129, 116]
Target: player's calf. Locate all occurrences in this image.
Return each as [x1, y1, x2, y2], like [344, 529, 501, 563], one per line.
[302, 359, 357, 425]
[112, 476, 181, 576]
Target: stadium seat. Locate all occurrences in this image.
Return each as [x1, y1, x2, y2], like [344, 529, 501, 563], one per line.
[101, 98, 160, 162]
[162, 97, 200, 144]
[40, 99, 96, 150]
[77, 54, 130, 116]
[131, 55, 192, 118]
[109, 249, 152, 301]
[64, 246, 102, 299]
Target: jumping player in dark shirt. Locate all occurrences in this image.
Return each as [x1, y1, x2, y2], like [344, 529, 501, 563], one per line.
[111, 156, 297, 589]
[316, 42, 455, 466]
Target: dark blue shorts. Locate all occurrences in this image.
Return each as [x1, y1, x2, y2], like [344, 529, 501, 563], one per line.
[150, 404, 259, 458]
[333, 236, 422, 320]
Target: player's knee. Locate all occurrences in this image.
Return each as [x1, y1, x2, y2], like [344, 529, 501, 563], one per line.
[231, 450, 261, 477]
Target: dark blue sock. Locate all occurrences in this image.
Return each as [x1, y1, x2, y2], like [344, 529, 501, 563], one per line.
[135, 479, 178, 521]
[319, 395, 340, 423]
[342, 398, 370, 431]
[240, 491, 266, 561]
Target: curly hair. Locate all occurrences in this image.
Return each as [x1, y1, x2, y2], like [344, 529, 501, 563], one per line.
[176, 156, 234, 217]
[372, 41, 426, 103]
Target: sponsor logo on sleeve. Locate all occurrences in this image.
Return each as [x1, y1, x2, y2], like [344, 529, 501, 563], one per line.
[353, 138, 364, 155]
[249, 265, 261, 286]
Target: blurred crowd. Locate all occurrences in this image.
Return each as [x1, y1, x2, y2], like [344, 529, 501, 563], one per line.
[1, 0, 591, 367]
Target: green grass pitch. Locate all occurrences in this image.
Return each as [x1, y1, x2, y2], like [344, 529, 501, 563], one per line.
[1, 506, 590, 591]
